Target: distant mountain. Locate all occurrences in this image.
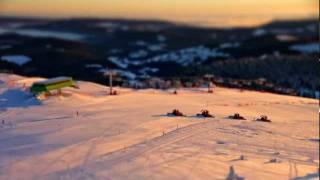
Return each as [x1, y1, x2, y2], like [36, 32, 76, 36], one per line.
[0, 17, 318, 98]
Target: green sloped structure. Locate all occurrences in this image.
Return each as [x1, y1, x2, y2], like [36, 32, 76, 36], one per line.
[30, 77, 76, 94]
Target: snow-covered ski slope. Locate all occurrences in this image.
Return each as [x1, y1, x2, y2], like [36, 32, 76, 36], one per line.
[0, 74, 318, 180]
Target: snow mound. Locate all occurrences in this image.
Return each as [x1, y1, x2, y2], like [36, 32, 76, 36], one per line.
[1, 55, 31, 66]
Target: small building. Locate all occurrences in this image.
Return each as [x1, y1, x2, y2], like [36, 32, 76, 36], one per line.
[30, 77, 77, 95]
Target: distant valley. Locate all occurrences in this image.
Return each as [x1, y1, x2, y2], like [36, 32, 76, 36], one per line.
[0, 17, 318, 98]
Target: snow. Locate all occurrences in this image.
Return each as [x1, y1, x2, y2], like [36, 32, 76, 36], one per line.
[34, 77, 72, 85]
[139, 67, 159, 75]
[132, 41, 166, 51]
[276, 35, 297, 42]
[85, 64, 104, 69]
[109, 48, 123, 54]
[0, 28, 85, 41]
[145, 46, 229, 66]
[269, 28, 291, 34]
[1, 55, 31, 65]
[108, 57, 129, 69]
[96, 22, 120, 28]
[307, 25, 317, 32]
[0, 73, 318, 180]
[134, 40, 148, 47]
[148, 43, 166, 51]
[220, 42, 240, 49]
[0, 88, 40, 109]
[157, 35, 166, 42]
[0, 45, 12, 50]
[108, 46, 227, 68]
[2, 23, 26, 29]
[290, 43, 319, 54]
[259, 54, 268, 60]
[129, 50, 148, 59]
[100, 69, 137, 80]
[112, 70, 137, 80]
[96, 22, 129, 31]
[253, 29, 267, 36]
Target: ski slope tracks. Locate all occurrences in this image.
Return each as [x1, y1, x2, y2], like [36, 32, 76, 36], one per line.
[0, 73, 318, 180]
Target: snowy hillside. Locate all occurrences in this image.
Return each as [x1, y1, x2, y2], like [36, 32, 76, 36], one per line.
[0, 74, 318, 180]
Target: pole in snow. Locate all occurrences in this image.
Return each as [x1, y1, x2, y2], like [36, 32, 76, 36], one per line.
[105, 68, 115, 95]
[109, 69, 113, 95]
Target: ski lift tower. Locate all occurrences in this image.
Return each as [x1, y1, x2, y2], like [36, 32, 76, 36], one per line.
[204, 74, 214, 93]
[104, 68, 117, 95]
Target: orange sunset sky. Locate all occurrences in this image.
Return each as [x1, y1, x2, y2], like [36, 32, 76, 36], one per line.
[0, 0, 318, 27]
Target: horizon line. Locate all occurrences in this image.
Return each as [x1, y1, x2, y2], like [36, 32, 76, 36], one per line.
[0, 14, 317, 29]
